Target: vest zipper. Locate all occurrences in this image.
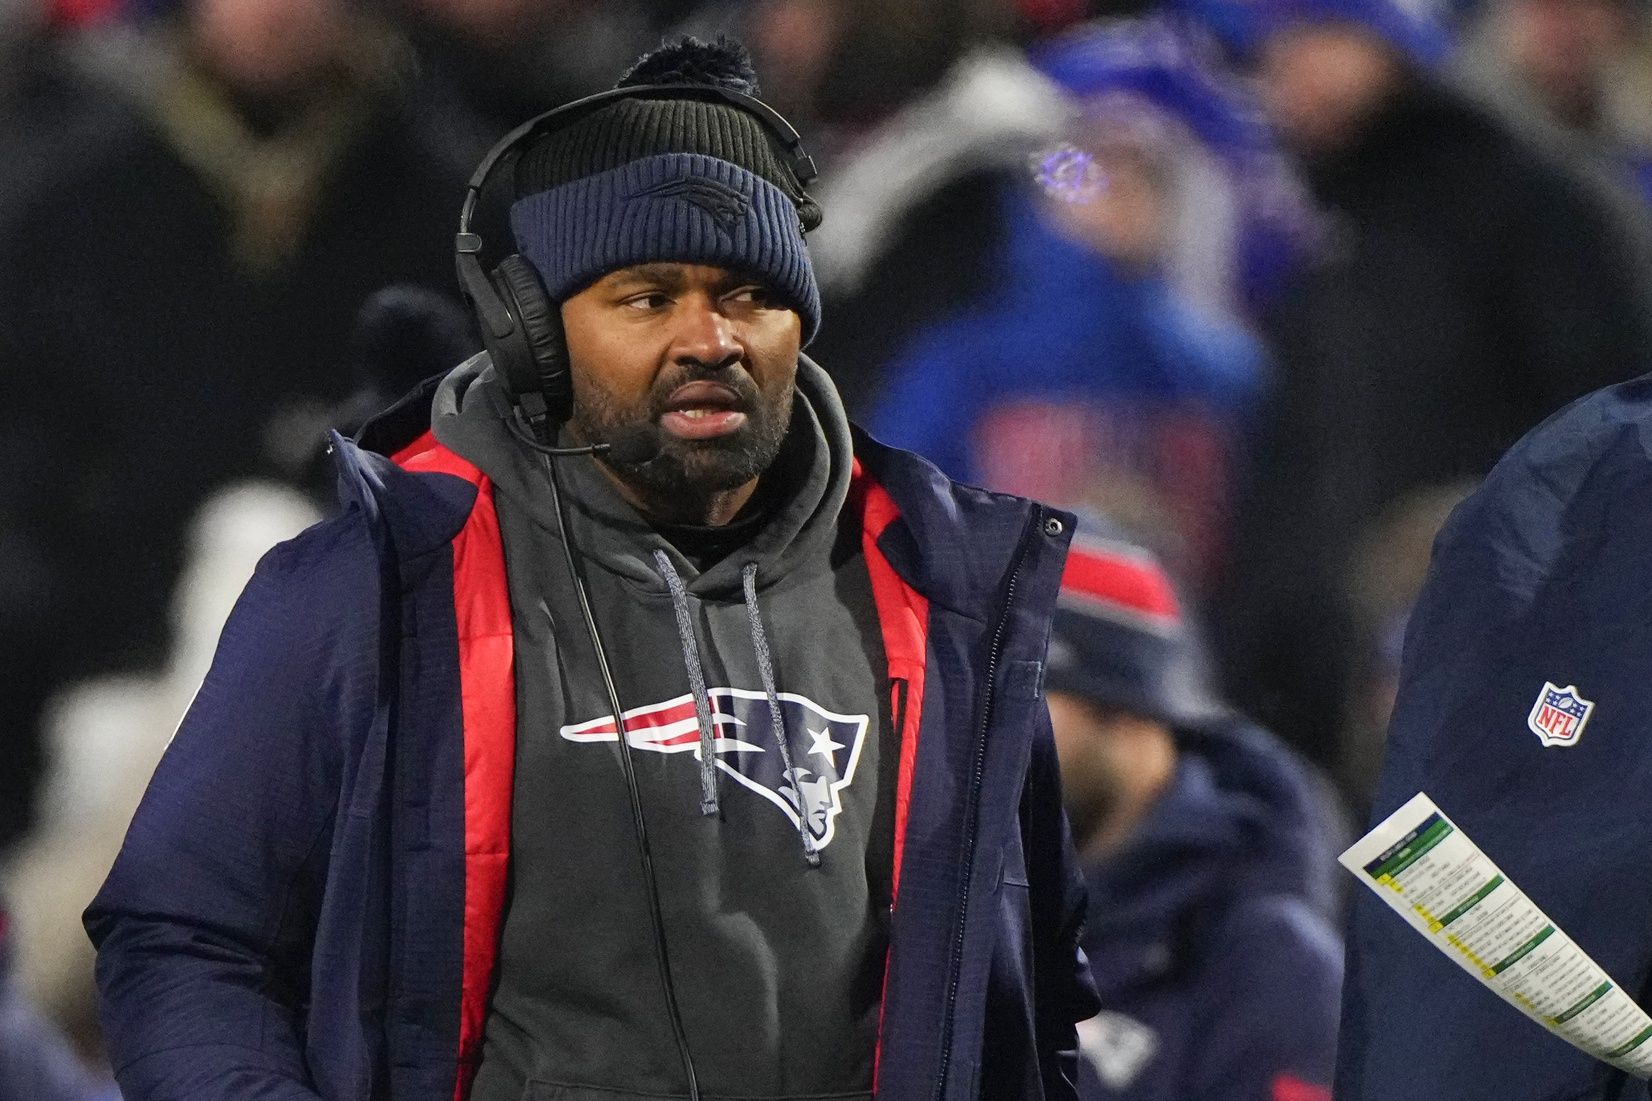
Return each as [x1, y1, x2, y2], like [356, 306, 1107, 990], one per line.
[931, 507, 1043, 1101]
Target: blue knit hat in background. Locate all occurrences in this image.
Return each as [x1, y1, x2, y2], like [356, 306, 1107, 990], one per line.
[1033, 15, 1278, 162]
[507, 37, 824, 343]
[1046, 517, 1228, 732]
[1168, 0, 1452, 66]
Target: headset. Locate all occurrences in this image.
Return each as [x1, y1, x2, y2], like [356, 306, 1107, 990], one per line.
[454, 82, 820, 442]
[451, 82, 821, 1101]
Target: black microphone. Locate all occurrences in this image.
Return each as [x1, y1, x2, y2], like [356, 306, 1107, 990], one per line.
[605, 424, 662, 465]
[507, 413, 661, 464]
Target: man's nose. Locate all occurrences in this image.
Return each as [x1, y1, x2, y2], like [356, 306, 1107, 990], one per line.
[670, 297, 742, 369]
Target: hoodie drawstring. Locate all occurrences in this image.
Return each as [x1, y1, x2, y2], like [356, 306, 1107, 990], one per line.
[648, 549, 821, 867]
[654, 549, 721, 816]
[743, 563, 821, 868]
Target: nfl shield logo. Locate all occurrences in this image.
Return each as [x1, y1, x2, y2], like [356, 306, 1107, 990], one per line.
[1527, 682, 1594, 747]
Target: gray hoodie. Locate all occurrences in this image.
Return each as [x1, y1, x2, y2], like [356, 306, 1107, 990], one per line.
[433, 356, 896, 1101]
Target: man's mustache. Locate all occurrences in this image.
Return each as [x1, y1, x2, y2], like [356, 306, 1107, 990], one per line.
[647, 363, 761, 415]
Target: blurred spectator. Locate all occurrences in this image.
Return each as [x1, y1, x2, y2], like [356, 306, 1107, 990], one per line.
[0, 0, 465, 849]
[3, 482, 319, 1078]
[1457, 0, 1652, 207]
[737, 0, 1020, 148]
[1214, 0, 1652, 776]
[0, 906, 101, 1100]
[1016, 0, 1159, 35]
[1047, 520, 1342, 1101]
[867, 19, 1275, 589]
[398, 0, 681, 175]
[1337, 481, 1471, 816]
[733, 0, 1048, 416]
[1, 0, 47, 148]
[0, 3, 104, 216]
[333, 282, 480, 435]
[0, 1, 122, 854]
[1032, 17, 1318, 323]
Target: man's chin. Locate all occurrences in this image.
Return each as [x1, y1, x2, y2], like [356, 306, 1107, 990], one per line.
[607, 433, 766, 497]
[666, 446, 768, 494]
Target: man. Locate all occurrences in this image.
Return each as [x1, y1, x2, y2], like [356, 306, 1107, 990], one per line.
[868, 17, 1280, 595]
[1047, 523, 1343, 1101]
[1336, 372, 1652, 1098]
[0, 0, 462, 853]
[1457, 0, 1652, 206]
[401, 0, 672, 174]
[1212, 0, 1652, 775]
[85, 36, 1100, 1101]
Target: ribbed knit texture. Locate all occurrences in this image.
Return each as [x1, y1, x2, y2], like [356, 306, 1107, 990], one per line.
[510, 152, 821, 340]
[511, 97, 819, 229]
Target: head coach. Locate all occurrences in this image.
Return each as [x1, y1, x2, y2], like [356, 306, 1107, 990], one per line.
[85, 36, 1100, 1101]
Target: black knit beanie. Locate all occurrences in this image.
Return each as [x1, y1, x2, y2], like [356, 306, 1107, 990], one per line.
[507, 37, 824, 341]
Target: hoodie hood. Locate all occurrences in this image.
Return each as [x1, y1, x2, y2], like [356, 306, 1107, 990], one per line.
[429, 351, 854, 602]
[1082, 718, 1337, 996]
[430, 347, 867, 865]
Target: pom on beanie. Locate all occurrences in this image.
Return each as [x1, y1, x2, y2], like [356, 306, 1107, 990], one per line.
[617, 35, 762, 96]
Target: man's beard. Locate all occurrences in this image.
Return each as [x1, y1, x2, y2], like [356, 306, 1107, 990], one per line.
[572, 362, 795, 505]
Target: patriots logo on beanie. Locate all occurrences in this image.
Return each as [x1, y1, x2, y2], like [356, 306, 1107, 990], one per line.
[626, 174, 752, 238]
[506, 36, 824, 340]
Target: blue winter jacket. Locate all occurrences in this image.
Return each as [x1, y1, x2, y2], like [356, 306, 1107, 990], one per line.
[1338, 373, 1652, 1100]
[1076, 721, 1342, 1101]
[85, 376, 1102, 1101]
[869, 191, 1266, 490]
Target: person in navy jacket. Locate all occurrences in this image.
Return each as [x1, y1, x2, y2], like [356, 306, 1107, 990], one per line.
[1338, 374, 1652, 1099]
[1045, 521, 1343, 1101]
[84, 35, 1099, 1101]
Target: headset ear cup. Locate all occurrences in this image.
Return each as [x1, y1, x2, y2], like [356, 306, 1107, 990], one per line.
[492, 255, 573, 423]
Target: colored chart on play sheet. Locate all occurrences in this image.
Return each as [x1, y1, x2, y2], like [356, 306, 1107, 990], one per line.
[1343, 792, 1652, 1077]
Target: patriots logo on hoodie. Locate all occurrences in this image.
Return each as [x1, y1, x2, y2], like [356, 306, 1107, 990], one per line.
[561, 689, 869, 848]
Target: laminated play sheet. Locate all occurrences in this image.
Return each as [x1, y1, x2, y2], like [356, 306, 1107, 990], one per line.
[1342, 792, 1652, 1078]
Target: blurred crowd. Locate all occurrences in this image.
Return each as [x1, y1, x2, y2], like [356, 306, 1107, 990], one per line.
[2, 0, 1650, 1094]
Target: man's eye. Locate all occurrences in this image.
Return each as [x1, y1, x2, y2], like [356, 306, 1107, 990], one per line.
[623, 292, 671, 310]
[728, 286, 778, 308]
